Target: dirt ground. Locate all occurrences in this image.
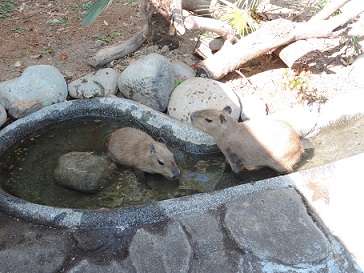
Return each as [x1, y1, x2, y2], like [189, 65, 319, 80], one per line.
[0, 0, 362, 115]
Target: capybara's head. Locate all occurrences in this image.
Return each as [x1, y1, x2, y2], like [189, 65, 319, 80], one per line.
[144, 142, 180, 180]
[190, 106, 232, 135]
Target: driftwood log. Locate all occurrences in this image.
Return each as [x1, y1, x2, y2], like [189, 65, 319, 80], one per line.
[200, 0, 364, 79]
[276, 0, 353, 69]
[89, 23, 151, 68]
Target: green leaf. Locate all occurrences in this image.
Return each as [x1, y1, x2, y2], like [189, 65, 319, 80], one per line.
[82, 0, 114, 27]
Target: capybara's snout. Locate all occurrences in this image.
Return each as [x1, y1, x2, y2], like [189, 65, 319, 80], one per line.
[169, 164, 180, 180]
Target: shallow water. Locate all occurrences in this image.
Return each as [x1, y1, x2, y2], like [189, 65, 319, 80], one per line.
[299, 116, 364, 171]
[0, 118, 278, 210]
[1, 116, 363, 210]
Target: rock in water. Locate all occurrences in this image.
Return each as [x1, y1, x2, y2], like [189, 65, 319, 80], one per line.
[54, 152, 115, 193]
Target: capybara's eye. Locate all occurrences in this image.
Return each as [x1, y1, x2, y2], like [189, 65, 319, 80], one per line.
[205, 118, 212, 123]
[157, 159, 164, 165]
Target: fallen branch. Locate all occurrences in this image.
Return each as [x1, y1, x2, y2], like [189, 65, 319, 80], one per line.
[277, 0, 354, 69]
[200, 0, 364, 79]
[184, 15, 236, 41]
[88, 23, 151, 68]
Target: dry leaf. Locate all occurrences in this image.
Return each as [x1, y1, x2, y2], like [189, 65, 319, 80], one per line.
[59, 52, 68, 60]
[14, 60, 22, 67]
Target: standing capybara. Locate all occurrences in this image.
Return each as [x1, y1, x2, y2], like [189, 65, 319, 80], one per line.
[190, 106, 303, 174]
[107, 127, 180, 180]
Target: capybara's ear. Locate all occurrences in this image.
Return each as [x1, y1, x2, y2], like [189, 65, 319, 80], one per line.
[219, 114, 227, 125]
[223, 106, 232, 114]
[148, 143, 156, 155]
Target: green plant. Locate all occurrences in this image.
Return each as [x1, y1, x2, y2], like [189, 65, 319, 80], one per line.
[18, 52, 26, 58]
[217, 0, 261, 38]
[281, 69, 327, 105]
[350, 35, 361, 55]
[12, 27, 30, 33]
[316, 0, 341, 15]
[71, 2, 93, 11]
[39, 49, 54, 55]
[49, 16, 70, 26]
[0, 1, 17, 19]
[82, 0, 114, 26]
[97, 35, 112, 42]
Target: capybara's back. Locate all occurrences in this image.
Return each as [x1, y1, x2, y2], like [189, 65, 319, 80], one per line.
[190, 107, 303, 174]
[107, 127, 180, 180]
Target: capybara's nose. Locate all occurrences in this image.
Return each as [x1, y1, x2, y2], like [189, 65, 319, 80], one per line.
[170, 165, 180, 180]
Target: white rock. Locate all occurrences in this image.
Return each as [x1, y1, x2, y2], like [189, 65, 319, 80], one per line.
[238, 93, 267, 121]
[0, 104, 7, 127]
[118, 53, 175, 112]
[168, 77, 241, 122]
[68, 68, 119, 99]
[0, 65, 67, 109]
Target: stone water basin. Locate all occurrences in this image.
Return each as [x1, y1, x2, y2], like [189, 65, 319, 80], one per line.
[0, 97, 363, 224]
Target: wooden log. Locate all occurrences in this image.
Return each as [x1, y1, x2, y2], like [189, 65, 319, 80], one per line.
[277, 0, 356, 69]
[88, 23, 151, 68]
[200, 0, 364, 79]
[184, 15, 236, 41]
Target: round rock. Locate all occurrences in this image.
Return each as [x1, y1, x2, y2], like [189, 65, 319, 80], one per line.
[54, 152, 115, 193]
[0, 65, 67, 109]
[118, 53, 175, 112]
[68, 68, 119, 99]
[170, 60, 195, 79]
[168, 77, 241, 122]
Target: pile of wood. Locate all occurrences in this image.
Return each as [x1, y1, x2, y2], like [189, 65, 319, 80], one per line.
[89, 0, 364, 80]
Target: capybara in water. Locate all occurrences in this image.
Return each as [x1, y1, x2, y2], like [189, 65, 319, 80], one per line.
[190, 106, 303, 174]
[107, 127, 180, 180]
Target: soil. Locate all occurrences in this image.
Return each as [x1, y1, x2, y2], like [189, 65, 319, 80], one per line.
[0, 0, 362, 116]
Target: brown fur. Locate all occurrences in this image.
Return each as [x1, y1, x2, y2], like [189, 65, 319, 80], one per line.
[190, 107, 303, 174]
[107, 127, 180, 180]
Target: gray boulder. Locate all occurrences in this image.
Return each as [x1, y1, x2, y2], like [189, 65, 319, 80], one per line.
[54, 152, 115, 193]
[0, 104, 6, 127]
[68, 68, 119, 99]
[0, 65, 67, 109]
[168, 77, 241, 122]
[118, 53, 175, 112]
[170, 60, 195, 79]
